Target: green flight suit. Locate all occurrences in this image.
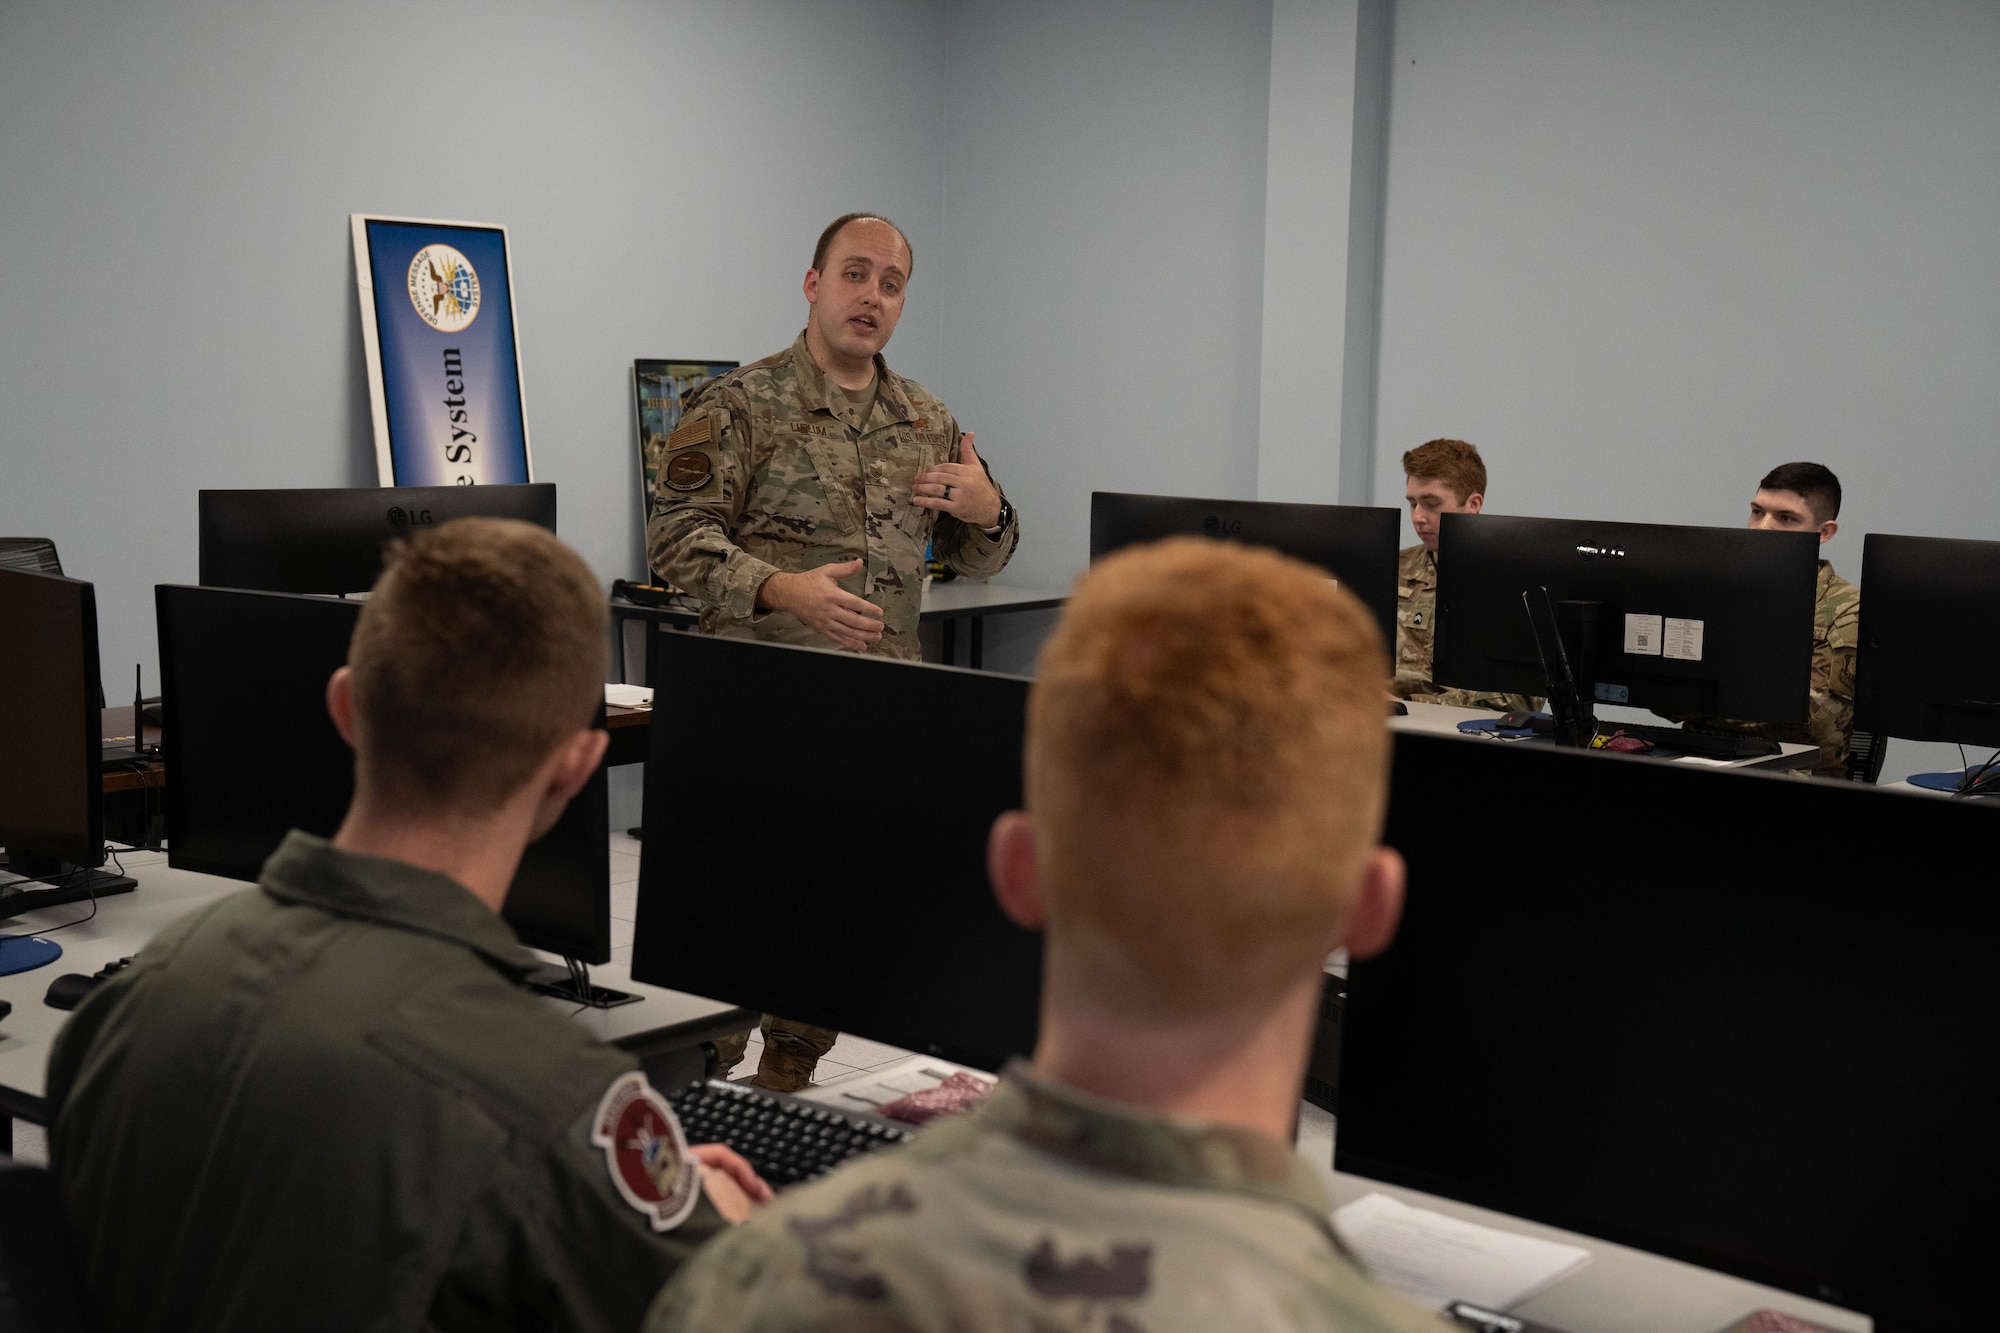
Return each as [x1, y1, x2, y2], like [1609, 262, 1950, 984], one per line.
[46, 832, 728, 1333]
[648, 1062, 1447, 1332]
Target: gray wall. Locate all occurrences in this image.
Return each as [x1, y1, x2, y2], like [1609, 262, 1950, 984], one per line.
[0, 0, 947, 683]
[935, 0, 1276, 673]
[1371, 0, 2000, 564]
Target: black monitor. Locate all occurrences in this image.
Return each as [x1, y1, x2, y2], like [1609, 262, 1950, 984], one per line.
[1855, 533, 2000, 752]
[630, 634, 1041, 1070]
[1337, 730, 2000, 1330]
[155, 584, 618, 997]
[198, 483, 557, 594]
[1089, 492, 1401, 641]
[1433, 514, 1820, 722]
[0, 569, 137, 915]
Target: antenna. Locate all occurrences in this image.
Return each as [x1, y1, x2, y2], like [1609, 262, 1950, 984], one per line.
[133, 663, 148, 758]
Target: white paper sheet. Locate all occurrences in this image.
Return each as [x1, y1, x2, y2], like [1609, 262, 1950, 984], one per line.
[1332, 1191, 1592, 1312]
[604, 683, 653, 708]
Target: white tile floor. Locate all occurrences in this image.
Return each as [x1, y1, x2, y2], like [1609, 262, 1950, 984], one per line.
[606, 833, 928, 1087]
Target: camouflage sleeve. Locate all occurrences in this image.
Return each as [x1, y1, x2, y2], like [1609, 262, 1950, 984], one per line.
[1804, 593, 1861, 776]
[646, 379, 785, 621]
[936, 420, 1020, 580]
[642, 1218, 787, 1332]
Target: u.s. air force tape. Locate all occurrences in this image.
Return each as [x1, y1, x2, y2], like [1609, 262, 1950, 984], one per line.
[591, 1071, 701, 1231]
[664, 451, 713, 491]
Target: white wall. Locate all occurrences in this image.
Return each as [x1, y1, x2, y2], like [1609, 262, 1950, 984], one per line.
[0, 0, 947, 684]
[1371, 0, 2000, 570]
[935, 0, 1275, 673]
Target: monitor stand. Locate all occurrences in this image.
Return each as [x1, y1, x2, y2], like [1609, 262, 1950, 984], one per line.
[524, 958, 642, 1009]
[1523, 591, 1602, 747]
[0, 852, 137, 922]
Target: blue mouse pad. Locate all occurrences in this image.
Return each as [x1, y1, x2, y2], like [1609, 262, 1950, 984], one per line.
[1458, 719, 1537, 738]
[0, 934, 62, 977]
[1910, 769, 1991, 793]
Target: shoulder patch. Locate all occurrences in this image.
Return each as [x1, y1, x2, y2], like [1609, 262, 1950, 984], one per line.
[668, 415, 712, 450]
[663, 450, 714, 492]
[591, 1072, 701, 1232]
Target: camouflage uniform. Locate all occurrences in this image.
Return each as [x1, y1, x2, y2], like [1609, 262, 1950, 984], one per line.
[645, 331, 1020, 663]
[647, 1062, 1448, 1333]
[1678, 559, 1860, 778]
[1392, 544, 1540, 712]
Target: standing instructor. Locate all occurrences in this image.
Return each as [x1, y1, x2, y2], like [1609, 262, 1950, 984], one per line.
[647, 215, 1021, 1090]
[648, 213, 1020, 661]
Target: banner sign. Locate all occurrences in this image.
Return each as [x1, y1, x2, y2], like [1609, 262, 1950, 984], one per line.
[351, 215, 532, 487]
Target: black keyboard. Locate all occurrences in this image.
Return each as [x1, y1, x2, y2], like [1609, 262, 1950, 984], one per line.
[666, 1078, 916, 1188]
[1603, 722, 1781, 760]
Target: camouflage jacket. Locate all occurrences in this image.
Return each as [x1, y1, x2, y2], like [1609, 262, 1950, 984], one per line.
[1682, 559, 1860, 777]
[645, 332, 1020, 661]
[647, 1062, 1447, 1333]
[1391, 544, 1540, 712]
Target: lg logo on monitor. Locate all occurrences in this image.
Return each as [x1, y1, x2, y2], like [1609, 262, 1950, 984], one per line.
[1203, 514, 1244, 537]
[386, 507, 437, 529]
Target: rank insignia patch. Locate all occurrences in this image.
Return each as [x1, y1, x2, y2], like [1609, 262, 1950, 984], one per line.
[591, 1072, 700, 1231]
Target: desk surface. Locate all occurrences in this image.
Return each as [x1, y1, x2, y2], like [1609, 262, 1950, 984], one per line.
[613, 580, 1068, 624]
[1392, 701, 1819, 772]
[1327, 1172, 1869, 1333]
[0, 850, 742, 1123]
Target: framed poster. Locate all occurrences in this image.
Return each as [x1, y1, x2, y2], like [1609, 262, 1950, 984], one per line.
[351, 214, 532, 487]
[634, 359, 737, 524]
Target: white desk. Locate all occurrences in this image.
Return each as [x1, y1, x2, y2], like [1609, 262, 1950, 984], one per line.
[919, 580, 1068, 670]
[0, 851, 746, 1139]
[1391, 701, 1819, 772]
[1327, 1171, 1870, 1333]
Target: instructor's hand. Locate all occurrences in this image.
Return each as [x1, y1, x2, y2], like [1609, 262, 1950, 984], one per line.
[913, 432, 1003, 529]
[757, 558, 885, 650]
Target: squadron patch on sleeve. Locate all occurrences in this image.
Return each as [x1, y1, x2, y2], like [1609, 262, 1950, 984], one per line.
[591, 1071, 701, 1231]
[664, 450, 714, 491]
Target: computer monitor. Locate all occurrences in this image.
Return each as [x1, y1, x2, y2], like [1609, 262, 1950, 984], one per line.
[1089, 492, 1402, 641]
[630, 633, 1042, 1070]
[155, 584, 617, 993]
[0, 568, 137, 914]
[197, 483, 557, 594]
[1432, 514, 1820, 722]
[1855, 533, 2000, 752]
[1337, 730, 2000, 1330]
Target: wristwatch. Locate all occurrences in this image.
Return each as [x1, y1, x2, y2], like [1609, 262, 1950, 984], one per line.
[984, 498, 1014, 536]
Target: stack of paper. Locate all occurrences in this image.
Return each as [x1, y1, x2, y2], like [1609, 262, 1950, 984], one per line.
[1333, 1192, 1592, 1312]
[604, 684, 653, 709]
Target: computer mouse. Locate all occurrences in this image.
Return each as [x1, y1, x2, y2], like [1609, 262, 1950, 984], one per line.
[1497, 711, 1536, 729]
[1387, 700, 1408, 717]
[44, 972, 100, 1011]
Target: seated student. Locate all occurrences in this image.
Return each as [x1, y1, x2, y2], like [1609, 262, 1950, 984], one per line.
[1393, 438, 1536, 712]
[46, 519, 770, 1333]
[647, 538, 1443, 1332]
[1683, 462, 1860, 777]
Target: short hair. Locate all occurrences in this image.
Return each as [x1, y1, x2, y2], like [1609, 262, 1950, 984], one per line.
[1758, 461, 1842, 524]
[1401, 438, 1487, 503]
[347, 518, 607, 813]
[811, 213, 914, 282]
[1026, 538, 1392, 1021]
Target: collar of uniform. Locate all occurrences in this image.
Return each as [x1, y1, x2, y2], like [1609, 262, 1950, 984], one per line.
[258, 830, 540, 977]
[1816, 557, 1835, 594]
[977, 1060, 1335, 1227]
[787, 329, 915, 426]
